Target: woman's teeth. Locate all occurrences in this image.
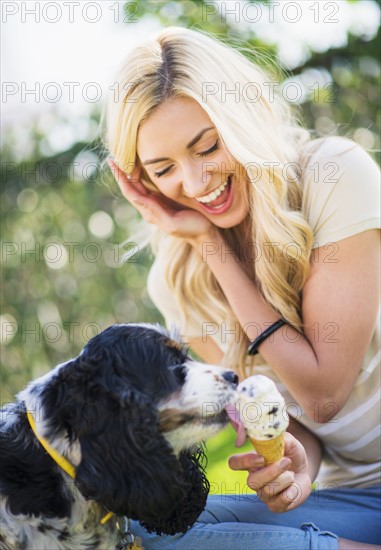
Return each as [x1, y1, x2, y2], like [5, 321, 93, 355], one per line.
[196, 178, 229, 204]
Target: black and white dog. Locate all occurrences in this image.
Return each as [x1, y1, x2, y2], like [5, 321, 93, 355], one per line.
[0, 323, 238, 549]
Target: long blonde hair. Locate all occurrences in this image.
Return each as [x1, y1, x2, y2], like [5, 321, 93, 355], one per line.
[103, 26, 314, 378]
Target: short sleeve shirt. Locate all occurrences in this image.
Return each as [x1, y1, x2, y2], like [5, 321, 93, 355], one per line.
[147, 137, 381, 488]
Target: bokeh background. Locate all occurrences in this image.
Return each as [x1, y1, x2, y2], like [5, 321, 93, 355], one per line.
[2, 0, 380, 490]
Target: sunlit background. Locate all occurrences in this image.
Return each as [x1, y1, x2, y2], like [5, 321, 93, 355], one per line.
[2, 0, 380, 488]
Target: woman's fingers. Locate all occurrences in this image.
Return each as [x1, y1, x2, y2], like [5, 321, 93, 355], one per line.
[107, 158, 162, 223]
[250, 470, 295, 499]
[229, 453, 291, 477]
[107, 157, 212, 238]
[229, 435, 311, 513]
[264, 480, 307, 513]
[108, 158, 177, 217]
[245, 461, 302, 513]
[229, 452, 265, 471]
[245, 458, 293, 497]
[229, 453, 296, 508]
[107, 158, 147, 201]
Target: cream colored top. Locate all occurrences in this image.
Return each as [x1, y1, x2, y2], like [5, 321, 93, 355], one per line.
[147, 136, 381, 488]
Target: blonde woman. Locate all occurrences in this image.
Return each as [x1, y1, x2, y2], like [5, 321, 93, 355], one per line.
[105, 26, 380, 550]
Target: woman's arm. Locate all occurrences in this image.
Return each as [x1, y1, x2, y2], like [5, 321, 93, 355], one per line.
[187, 336, 224, 364]
[190, 228, 380, 421]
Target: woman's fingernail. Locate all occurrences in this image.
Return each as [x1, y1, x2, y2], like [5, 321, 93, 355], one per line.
[287, 484, 299, 500]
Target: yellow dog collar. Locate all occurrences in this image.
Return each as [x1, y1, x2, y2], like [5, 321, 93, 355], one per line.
[26, 411, 114, 524]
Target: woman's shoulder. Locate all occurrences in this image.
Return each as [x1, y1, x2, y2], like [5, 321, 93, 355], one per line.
[300, 135, 374, 167]
[300, 136, 380, 246]
[300, 135, 380, 190]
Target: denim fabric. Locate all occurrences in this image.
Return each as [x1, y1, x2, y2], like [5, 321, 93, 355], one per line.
[130, 484, 381, 549]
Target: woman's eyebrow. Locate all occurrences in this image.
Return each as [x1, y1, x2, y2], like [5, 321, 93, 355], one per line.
[142, 127, 215, 165]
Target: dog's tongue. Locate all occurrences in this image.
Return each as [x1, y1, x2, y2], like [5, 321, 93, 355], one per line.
[225, 404, 247, 447]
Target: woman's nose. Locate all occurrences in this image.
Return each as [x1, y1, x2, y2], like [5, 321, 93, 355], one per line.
[183, 178, 211, 198]
[182, 164, 214, 198]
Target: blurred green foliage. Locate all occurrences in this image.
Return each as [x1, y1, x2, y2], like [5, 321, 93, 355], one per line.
[1, 0, 380, 488]
[1, 128, 163, 402]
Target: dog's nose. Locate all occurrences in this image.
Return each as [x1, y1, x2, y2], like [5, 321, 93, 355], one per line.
[222, 371, 239, 386]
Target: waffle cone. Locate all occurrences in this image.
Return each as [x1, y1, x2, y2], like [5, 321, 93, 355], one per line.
[249, 433, 285, 465]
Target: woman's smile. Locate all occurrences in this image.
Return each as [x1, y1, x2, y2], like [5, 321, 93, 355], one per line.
[194, 174, 234, 214]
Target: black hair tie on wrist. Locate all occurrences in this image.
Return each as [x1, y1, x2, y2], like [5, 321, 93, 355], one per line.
[247, 319, 287, 356]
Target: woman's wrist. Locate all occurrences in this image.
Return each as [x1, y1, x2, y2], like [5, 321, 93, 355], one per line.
[186, 226, 222, 255]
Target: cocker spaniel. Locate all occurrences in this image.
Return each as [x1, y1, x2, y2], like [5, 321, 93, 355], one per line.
[0, 323, 238, 549]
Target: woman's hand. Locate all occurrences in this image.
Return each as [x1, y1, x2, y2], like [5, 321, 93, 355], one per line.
[229, 433, 312, 513]
[108, 158, 214, 242]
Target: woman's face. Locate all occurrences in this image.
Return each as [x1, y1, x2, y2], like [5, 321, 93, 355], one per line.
[136, 97, 249, 229]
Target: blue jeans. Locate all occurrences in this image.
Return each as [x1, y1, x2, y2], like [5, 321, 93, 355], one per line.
[130, 485, 381, 549]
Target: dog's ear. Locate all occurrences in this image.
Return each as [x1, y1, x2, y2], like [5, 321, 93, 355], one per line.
[140, 446, 210, 536]
[74, 393, 209, 534]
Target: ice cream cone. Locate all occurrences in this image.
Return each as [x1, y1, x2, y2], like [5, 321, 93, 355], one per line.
[249, 432, 285, 465]
[232, 375, 289, 458]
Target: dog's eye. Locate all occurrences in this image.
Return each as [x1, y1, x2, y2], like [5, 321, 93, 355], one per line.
[171, 365, 187, 385]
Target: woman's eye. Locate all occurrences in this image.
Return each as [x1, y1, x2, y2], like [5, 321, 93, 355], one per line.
[199, 141, 219, 157]
[153, 141, 219, 177]
[154, 165, 173, 178]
